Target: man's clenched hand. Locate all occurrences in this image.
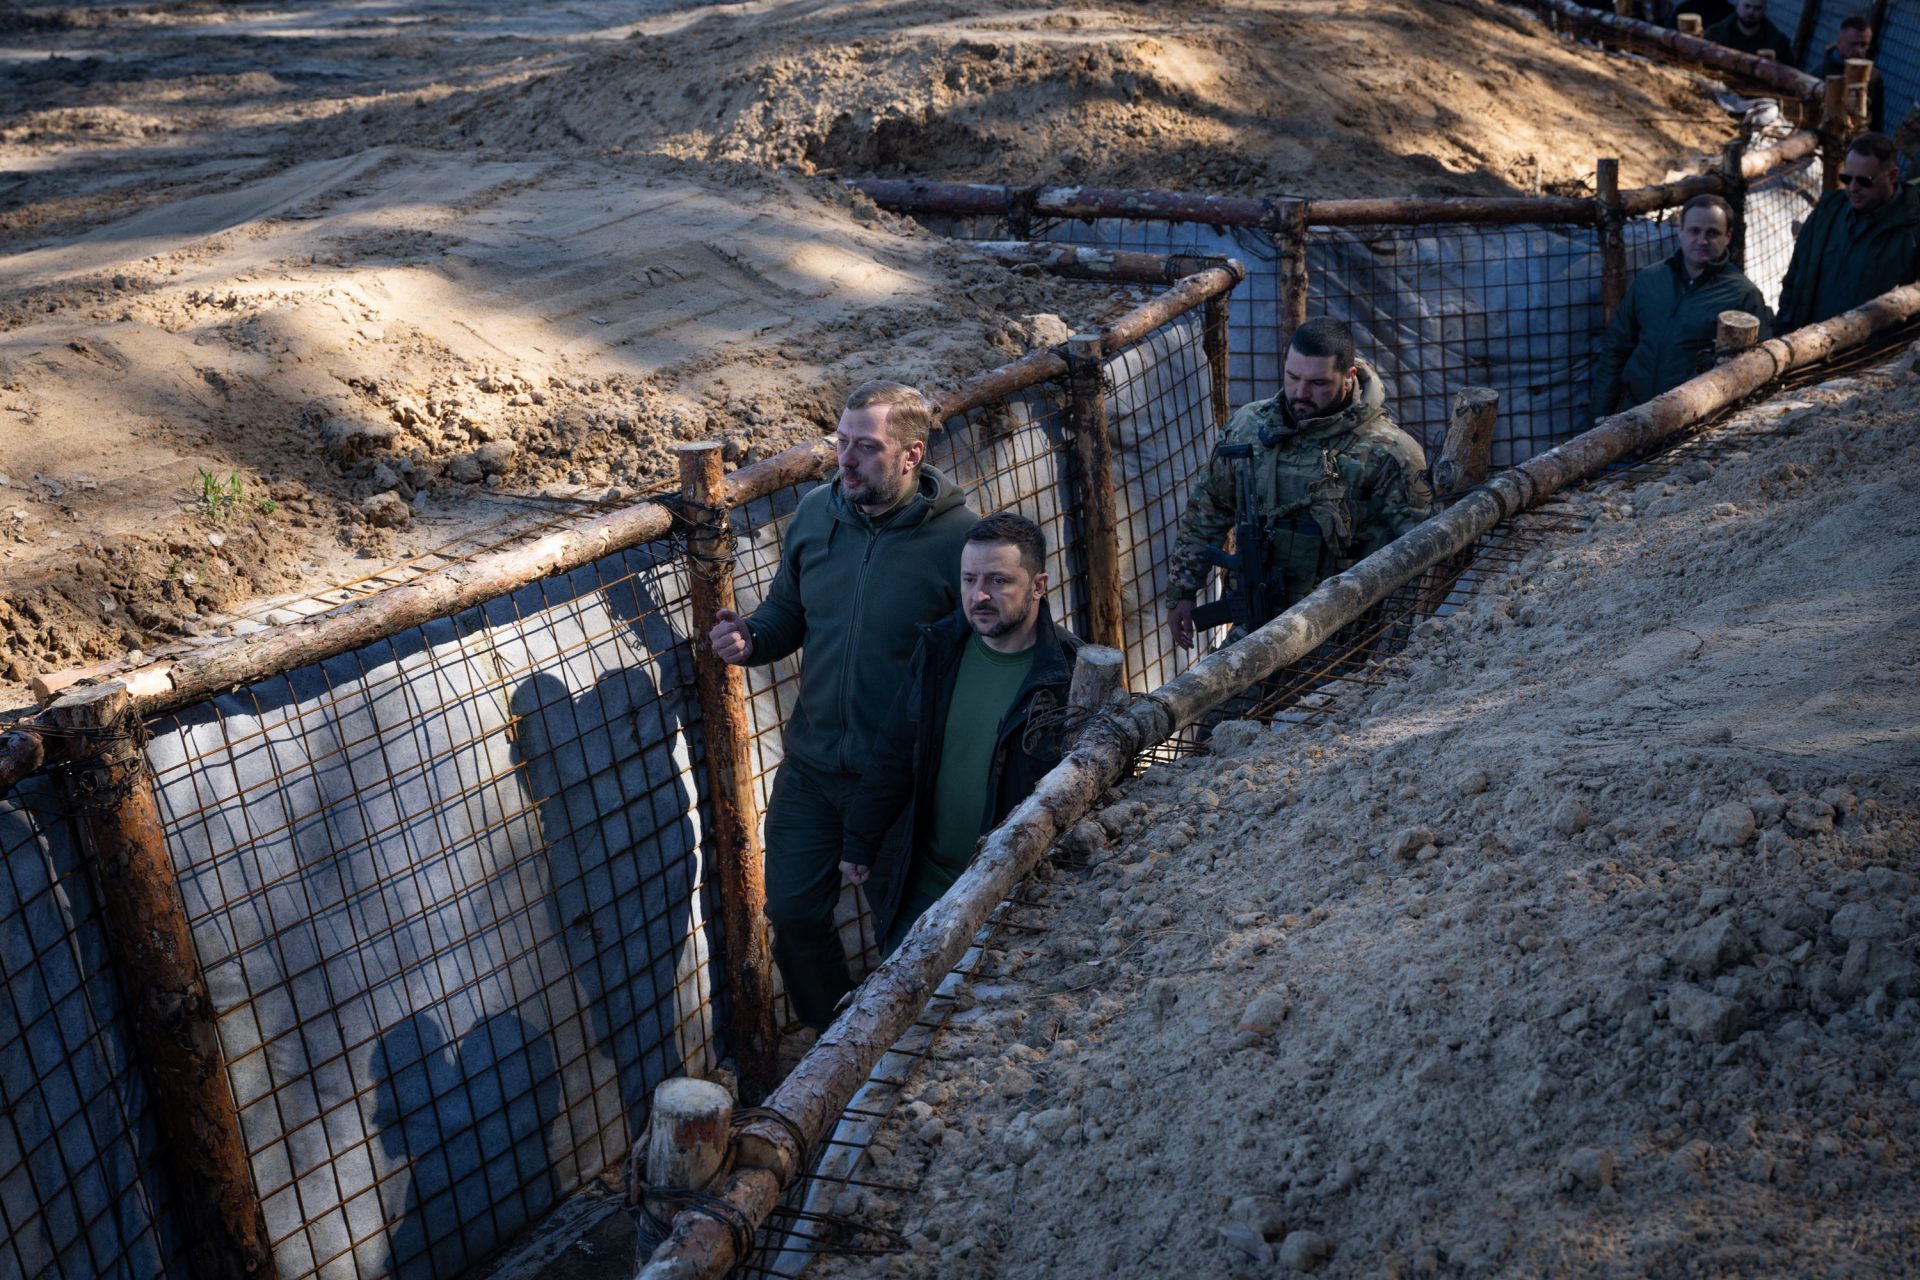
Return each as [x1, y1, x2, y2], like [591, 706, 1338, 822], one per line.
[709, 607, 755, 664]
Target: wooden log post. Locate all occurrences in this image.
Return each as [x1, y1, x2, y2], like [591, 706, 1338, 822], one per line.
[1821, 75, 1848, 191]
[1420, 387, 1498, 615]
[1432, 388, 1499, 502]
[1596, 158, 1627, 323]
[675, 443, 780, 1102]
[1844, 58, 1872, 126]
[1064, 335, 1127, 657]
[1274, 200, 1309, 355]
[641, 1078, 734, 1195]
[1612, 0, 1632, 17]
[1720, 137, 1749, 268]
[1757, 47, 1778, 62]
[1203, 292, 1232, 434]
[1677, 12, 1703, 34]
[1715, 310, 1763, 363]
[49, 682, 270, 1280]
[1067, 645, 1127, 714]
[1791, 0, 1820, 65]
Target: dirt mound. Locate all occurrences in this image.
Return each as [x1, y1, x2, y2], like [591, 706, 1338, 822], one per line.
[436, 0, 1729, 196]
[812, 366, 1920, 1278]
[0, 149, 1110, 698]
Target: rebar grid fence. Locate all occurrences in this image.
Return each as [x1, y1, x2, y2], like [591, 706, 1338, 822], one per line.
[0, 261, 1232, 1280]
[0, 777, 187, 1280]
[1744, 157, 1824, 310]
[138, 543, 723, 1280]
[904, 191, 1806, 461]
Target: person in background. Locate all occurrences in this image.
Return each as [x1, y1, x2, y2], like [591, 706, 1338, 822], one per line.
[1776, 132, 1920, 331]
[1809, 15, 1885, 134]
[707, 380, 976, 1029]
[1592, 194, 1771, 416]
[839, 514, 1081, 955]
[1705, 0, 1792, 57]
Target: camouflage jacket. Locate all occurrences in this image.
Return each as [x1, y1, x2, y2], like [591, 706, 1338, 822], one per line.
[1165, 362, 1432, 610]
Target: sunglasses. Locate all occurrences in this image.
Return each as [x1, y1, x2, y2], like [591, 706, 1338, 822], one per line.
[1839, 171, 1885, 187]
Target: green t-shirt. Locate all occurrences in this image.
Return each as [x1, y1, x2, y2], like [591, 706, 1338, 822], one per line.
[904, 635, 1035, 903]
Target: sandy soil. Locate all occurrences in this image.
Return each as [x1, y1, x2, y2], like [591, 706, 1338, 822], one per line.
[809, 365, 1920, 1278]
[0, 0, 1731, 705]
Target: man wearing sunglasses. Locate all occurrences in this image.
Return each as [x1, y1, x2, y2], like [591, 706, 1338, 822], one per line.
[1777, 132, 1920, 331]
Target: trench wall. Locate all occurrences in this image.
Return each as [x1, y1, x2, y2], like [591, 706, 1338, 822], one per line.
[917, 158, 1820, 469]
[1, 303, 1219, 1280]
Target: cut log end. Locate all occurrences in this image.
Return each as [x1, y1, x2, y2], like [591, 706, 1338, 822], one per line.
[1677, 13, 1703, 33]
[1068, 645, 1126, 712]
[642, 1078, 734, 1194]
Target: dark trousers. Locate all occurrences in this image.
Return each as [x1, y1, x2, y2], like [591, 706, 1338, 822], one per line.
[763, 758, 906, 1030]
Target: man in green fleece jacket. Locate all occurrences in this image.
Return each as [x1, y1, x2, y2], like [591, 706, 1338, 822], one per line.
[1777, 132, 1920, 331]
[708, 380, 976, 1029]
[1592, 194, 1771, 417]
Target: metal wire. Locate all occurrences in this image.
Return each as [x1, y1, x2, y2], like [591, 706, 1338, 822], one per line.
[0, 778, 188, 1280]
[135, 542, 722, 1280]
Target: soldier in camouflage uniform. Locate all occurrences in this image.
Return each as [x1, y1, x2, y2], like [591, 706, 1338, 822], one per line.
[1165, 317, 1433, 649]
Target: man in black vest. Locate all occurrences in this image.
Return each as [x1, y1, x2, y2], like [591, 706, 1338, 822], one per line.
[839, 513, 1082, 955]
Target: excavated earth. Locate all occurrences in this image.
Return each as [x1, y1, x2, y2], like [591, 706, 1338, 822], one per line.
[810, 365, 1920, 1279]
[0, 0, 1733, 708]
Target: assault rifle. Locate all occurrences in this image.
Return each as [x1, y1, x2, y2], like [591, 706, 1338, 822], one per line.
[1190, 442, 1286, 633]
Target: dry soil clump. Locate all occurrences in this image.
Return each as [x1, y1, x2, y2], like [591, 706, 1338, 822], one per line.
[812, 367, 1920, 1278]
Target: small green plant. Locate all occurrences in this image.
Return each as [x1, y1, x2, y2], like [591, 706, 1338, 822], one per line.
[165, 556, 182, 579]
[255, 496, 278, 515]
[195, 468, 243, 523]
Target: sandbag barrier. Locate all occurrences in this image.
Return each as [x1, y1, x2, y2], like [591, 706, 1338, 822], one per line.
[1, 257, 1243, 1280]
[634, 280, 1920, 1280]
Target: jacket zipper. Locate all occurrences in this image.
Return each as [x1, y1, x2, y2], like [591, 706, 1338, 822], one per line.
[838, 523, 880, 768]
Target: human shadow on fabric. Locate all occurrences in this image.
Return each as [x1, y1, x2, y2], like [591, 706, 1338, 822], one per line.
[373, 1009, 560, 1279]
[505, 552, 711, 1155]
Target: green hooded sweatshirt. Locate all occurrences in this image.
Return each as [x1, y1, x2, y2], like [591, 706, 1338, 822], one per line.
[1166, 361, 1432, 611]
[744, 464, 976, 776]
[1776, 183, 1920, 332]
[1592, 250, 1771, 417]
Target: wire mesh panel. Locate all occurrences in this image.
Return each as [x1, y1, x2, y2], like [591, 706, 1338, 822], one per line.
[913, 213, 1283, 411]
[1102, 312, 1220, 690]
[1306, 217, 1673, 462]
[141, 543, 719, 1280]
[1747, 157, 1823, 309]
[0, 777, 187, 1280]
[1875, 0, 1920, 153]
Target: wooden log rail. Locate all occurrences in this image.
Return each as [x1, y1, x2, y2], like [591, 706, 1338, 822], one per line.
[635, 280, 1920, 1280]
[1516, 0, 1825, 101]
[27, 265, 1242, 723]
[846, 131, 1822, 237]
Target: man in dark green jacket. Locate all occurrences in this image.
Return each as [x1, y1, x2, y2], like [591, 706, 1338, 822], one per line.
[1809, 16, 1884, 134]
[1593, 194, 1771, 416]
[1777, 132, 1920, 331]
[1704, 0, 1791, 57]
[839, 513, 1081, 954]
[709, 380, 976, 1028]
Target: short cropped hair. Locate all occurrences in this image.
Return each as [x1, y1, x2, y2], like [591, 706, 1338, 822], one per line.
[844, 380, 935, 448]
[965, 512, 1046, 576]
[1838, 13, 1871, 32]
[1679, 193, 1736, 232]
[1848, 131, 1897, 165]
[1289, 317, 1357, 371]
